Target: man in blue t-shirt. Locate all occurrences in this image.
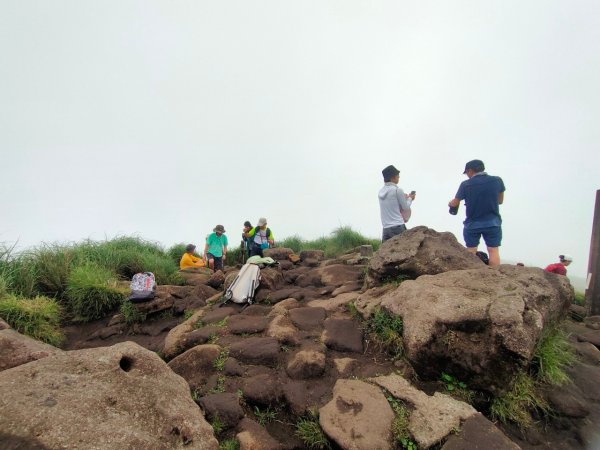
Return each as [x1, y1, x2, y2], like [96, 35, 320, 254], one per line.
[204, 224, 228, 272]
[448, 159, 505, 267]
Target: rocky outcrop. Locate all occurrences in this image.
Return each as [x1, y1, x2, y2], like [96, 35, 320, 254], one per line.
[367, 226, 484, 285]
[371, 374, 477, 448]
[167, 344, 222, 390]
[319, 379, 394, 450]
[0, 341, 218, 449]
[377, 266, 573, 393]
[441, 413, 521, 450]
[0, 327, 62, 372]
[263, 247, 294, 261]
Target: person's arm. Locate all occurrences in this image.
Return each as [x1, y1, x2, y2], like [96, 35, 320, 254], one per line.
[448, 198, 461, 207]
[203, 242, 209, 259]
[449, 182, 465, 207]
[396, 188, 412, 222]
[244, 228, 256, 239]
[498, 177, 506, 205]
[268, 230, 274, 246]
[222, 245, 227, 260]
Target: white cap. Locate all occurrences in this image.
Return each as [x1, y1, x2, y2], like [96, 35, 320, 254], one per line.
[560, 254, 573, 262]
[257, 217, 267, 226]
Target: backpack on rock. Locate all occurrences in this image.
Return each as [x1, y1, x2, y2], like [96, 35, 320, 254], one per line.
[129, 272, 156, 303]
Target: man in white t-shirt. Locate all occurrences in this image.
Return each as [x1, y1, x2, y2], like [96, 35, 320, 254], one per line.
[378, 165, 415, 242]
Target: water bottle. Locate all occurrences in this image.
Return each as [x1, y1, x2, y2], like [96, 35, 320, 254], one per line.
[449, 204, 459, 215]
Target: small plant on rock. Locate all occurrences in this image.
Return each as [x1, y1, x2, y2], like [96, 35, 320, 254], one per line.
[386, 396, 417, 449]
[254, 405, 278, 426]
[219, 439, 240, 450]
[211, 414, 224, 435]
[440, 372, 474, 404]
[347, 301, 361, 320]
[214, 349, 229, 371]
[210, 375, 226, 394]
[295, 409, 331, 449]
[183, 310, 195, 321]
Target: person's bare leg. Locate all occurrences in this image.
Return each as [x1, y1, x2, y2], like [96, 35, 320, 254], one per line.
[467, 247, 478, 254]
[488, 247, 500, 267]
[208, 259, 214, 271]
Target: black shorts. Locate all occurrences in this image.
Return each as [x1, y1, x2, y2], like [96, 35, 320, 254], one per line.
[207, 253, 223, 270]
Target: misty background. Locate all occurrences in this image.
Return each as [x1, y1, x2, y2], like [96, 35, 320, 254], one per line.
[1, 1, 598, 285]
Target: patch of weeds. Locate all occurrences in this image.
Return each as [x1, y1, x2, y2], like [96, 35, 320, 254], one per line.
[193, 320, 205, 330]
[491, 371, 548, 428]
[219, 439, 239, 450]
[280, 344, 290, 353]
[366, 308, 404, 359]
[347, 301, 361, 320]
[159, 309, 174, 320]
[386, 396, 416, 449]
[440, 372, 474, 404]
[208, 334, 220, 344]
[183, 310, 195, 321]
[532, 326, 576, 385]
[191, 388, 201, 402]
[215, 317, 229, 328]
[382, 273, 411, 287]
[210, 375, 226, 394]
[0, 294, 64, 346]
[573, 292, 585, 306]
[120, 300, 147, 325]
[295, 409, 331, 449]
[236, 389, 244, 399]
[254, 405, 278, 426]
[214, 349, 229, 371]
[211, 414, 225, 435]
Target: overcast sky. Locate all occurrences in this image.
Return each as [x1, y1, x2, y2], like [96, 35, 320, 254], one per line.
[1, 1, 599, 280]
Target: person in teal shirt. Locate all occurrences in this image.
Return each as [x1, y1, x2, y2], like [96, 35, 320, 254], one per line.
[204, 224, 228, 272]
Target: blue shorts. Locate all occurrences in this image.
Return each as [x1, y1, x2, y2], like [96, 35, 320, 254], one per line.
[463, 226, 502, 248]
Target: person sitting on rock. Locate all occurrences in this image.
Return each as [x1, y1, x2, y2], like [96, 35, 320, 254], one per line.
[545, 254, 573, 276]
[179, 244, 205, 271]
[244, 217, 274, 257]
[204, 225, 228, 272]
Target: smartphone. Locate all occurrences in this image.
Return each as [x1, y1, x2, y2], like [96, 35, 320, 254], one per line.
[410, 191, 416, 196]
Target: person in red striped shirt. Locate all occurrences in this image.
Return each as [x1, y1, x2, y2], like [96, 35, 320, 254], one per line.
[544, 255, 573, 276]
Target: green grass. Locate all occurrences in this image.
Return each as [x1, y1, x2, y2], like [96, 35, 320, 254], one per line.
[366, 308, 404, 359]
[295, 410, 331, 450]
[214, 348, 229, 371]
[211, 414, 225, 435]
[0, 295, 64, 346]
[440, 372, 474, 404]
[490, 371, 548, 428]
[219, 439, 240, 450]
[120, 300, 147, 325]
[573, 292, 585, 306]
[386, 396, 416, 449]
[278, 226, 380, 258]
[532, 326, 576, 385]
[253, 405, 278, 426]
[210, 375, 226, 394]
[65, 263, 127, 321]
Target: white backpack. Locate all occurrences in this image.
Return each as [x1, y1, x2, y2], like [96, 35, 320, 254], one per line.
[224, 264, 261, 305]
[129, 272, 156, 303]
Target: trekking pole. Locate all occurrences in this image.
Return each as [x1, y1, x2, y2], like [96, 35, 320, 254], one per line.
[241, 240, 246, 264]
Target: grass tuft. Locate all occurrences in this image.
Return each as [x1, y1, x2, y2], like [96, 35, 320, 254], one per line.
[219, 439, 240, 450]
[532, 326, 576, 385]
[65, 263, 127, 321]
[279, 226, 380, 258]
[295, 409, 331, 449]
[573, 292, 585, 306]
[386, 396, 416, 449]
[366, 308, 404, 359]
[0, 295, 64, 346]
[253, 405, 278, 426]
[490, 371, 548, 428]
[120, 300, 147, 325]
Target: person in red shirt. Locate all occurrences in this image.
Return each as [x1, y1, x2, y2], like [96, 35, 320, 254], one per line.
[544, 255, 573, 276]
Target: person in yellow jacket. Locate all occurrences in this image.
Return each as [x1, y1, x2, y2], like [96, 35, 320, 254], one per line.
[179, 244, 205, 270]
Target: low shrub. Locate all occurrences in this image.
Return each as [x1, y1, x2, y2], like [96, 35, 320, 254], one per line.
[219, 439, 239, 450]
[295, 409, 330, 449]
[65, 263, 127, 321]
[30, 245, 75, 297]
[120, 300, 146, 324]
[0, 295, 63, 346]
[167, 243, 188, 266]
[573, 292, 585, 306]
[278, 226, 380, 258]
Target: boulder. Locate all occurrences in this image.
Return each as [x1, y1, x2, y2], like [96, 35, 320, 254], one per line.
[359, 245, 374, 257]
[331, 281, 363, 297]
[179, 270, 213, 286]
[286, 349, 326, 379]
[0, 317, 9, 330]
[319, 264, 365, 287]
[266, 315, 300, 345]
[268, 298, 300, 317]
[224, 270, 240, 290]
[167, 344, 221, 390]
[333, 358, 358, 377]
[377, 266, 572, 392]
[133, 294, 175, 315]
[229, 337, 280, 367]
[207, 270, 225, 288]
[259, 268, 285, 291]
[242, 373, 282, 405]
[180, 326, 226, 352]
[0, 341, 218, 450]
[236, 418, 282, 450]
[199, 393, 244, 429]
[371, 374, 477, 449]
[203, 307, 238, 324]
[299, 250, 325, 261]
[0, 328, 62, 372]
[227, 315, 271, 335]
[263, 247, 294, 261]
[354, 285, 395, 319]
[278, 260, 294, 271]
[163, 308, 207, 359]
[441, 413, 520, 450]
[223, 357, 245, 376]
[308, 292, 359, 312]
[283, 379, 334, 416]
[289, 307, 326, 331]
[366, 226, 484, 285]
[322, 319, 363, 353]
[319, 379, 394, 450]
[578, 330, 600, 348]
